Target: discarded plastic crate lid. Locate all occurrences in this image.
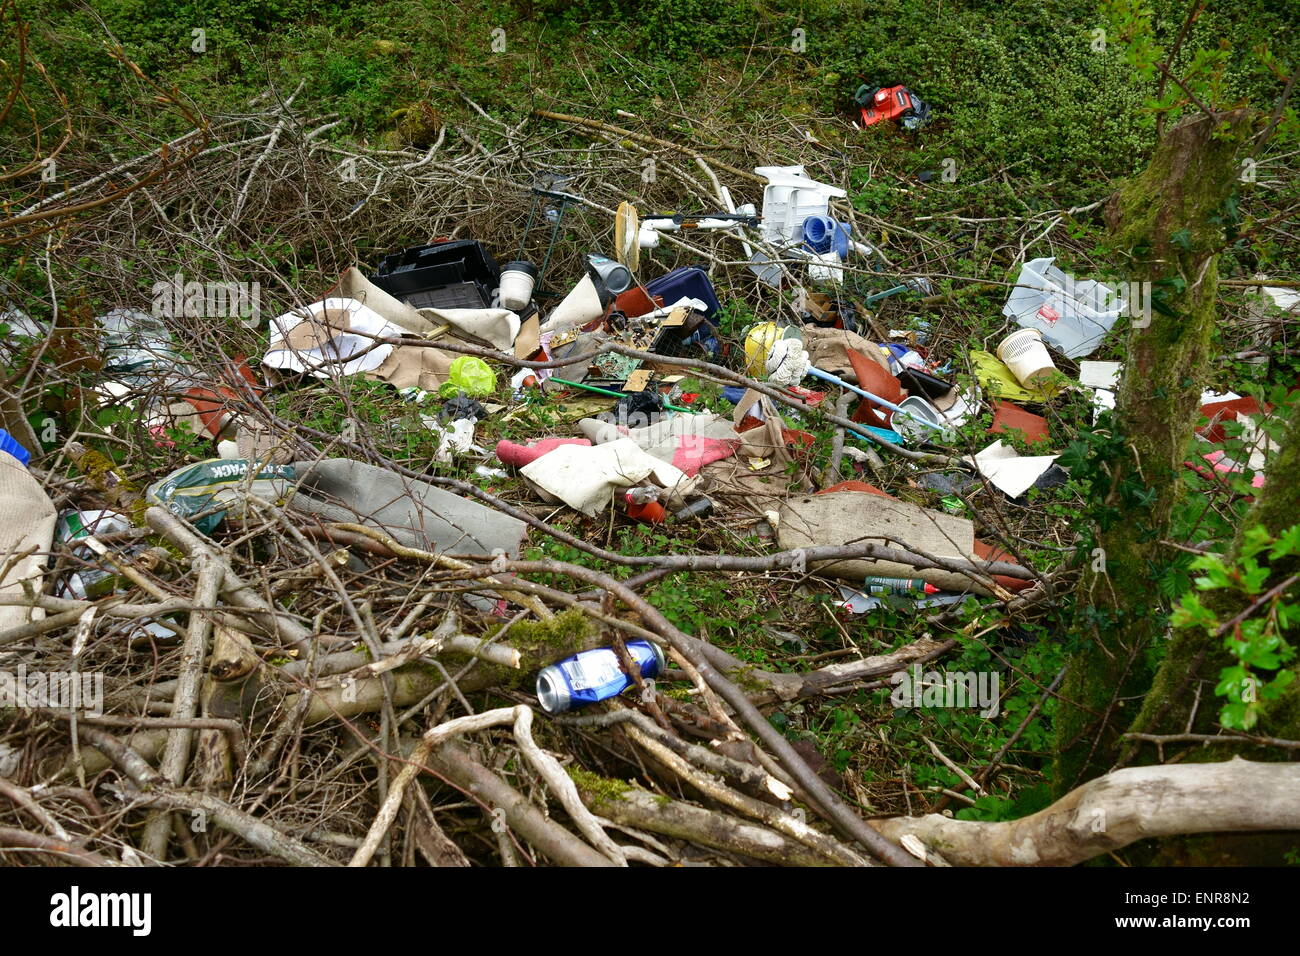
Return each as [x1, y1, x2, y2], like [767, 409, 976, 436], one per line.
[1002, 257, 1123, 359]
[0, 428, 31, 467]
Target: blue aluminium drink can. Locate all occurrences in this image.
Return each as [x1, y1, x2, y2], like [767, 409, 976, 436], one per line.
[535, 641, 667, 714]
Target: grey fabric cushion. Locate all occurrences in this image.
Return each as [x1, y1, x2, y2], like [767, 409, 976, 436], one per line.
[289, 458, 526, 558]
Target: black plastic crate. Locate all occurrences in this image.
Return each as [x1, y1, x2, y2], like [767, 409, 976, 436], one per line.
[404, 283, 491, 312]
[371, 240, 500, 309]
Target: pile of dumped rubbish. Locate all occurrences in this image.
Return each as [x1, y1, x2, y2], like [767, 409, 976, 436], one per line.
[0, 155, 1284, 868]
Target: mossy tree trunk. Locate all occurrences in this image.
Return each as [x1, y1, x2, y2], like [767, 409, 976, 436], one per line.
[1053, 109, 1256, 794]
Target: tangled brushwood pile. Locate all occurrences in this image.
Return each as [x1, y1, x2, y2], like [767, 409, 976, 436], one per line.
[0, 67, 1293, 870]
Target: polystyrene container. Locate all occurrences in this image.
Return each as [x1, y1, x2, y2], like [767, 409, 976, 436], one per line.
[1002, 257, 1123, 358]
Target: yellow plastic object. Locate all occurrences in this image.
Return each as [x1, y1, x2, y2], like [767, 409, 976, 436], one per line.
[614, 201, 640, 272]
[969, 350, 1061, 402]
[744, 322, 781, 377]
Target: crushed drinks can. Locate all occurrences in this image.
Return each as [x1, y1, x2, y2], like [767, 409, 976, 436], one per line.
[862, 576, 939, 596]
[536, 641, 666, 714]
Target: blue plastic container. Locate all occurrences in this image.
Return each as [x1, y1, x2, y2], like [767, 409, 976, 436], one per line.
[645, 266, 722, 318]
[800, 215, 852, 258]
[0, 429, 31, 467]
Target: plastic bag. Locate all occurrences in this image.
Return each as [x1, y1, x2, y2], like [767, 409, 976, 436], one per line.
[438, 356, 497, 398]
[147, 458, 296, 533]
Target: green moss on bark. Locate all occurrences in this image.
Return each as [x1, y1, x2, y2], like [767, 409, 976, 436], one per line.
[1054, 110, 1255, 793]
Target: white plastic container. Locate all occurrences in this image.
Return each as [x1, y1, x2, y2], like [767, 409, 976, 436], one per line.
[807, 250, 844, 285]
[997, 328, 1057, 386]
[755, 165, 847, 245]
[498, 261, 537, 312]
[1002, 257, 1123, 358]
[894, 395, 944, 440]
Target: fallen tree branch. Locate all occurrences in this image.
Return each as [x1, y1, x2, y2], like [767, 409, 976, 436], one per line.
[872, 757, 1300, 866]
[499, 558, 921, 867]
[575, 780, 845, 867]
[0, 826, 119, 866]
[74, 725, 336, 867]
[424, 741, 619, 867]
[624, 721, 870, 866]
[141, 549, 223, 861]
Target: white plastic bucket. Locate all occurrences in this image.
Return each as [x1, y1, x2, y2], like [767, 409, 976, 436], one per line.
[498, 261, 537, 312]
[997, 328, 1057, 386]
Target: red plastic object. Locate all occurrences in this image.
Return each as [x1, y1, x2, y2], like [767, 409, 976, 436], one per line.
[972, 539, 1035, 593]
[818, 481, 891, 497]
[988, 401, 1050, 445]
[625, 498, 666, 523]
[181, 358, 262, 439]
[787, 385, 826, 406]
[845, 348, 904, 430]
[1197, 396, 1262, 444]
[615, 286, 658, 319]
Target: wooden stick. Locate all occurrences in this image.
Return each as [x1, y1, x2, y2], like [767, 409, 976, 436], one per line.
[141, 550, 224, 861]
[145, 506, 317, 650]
[426, 742, 619, 867]
[626, 723, 869, 866]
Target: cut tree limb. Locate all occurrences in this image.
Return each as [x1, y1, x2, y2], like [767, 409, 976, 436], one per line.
[142, 550, 224, 861]
[424, 741, 618, 867]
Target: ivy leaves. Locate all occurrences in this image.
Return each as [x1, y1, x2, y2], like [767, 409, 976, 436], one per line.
[1170, 523, 1300, 730]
